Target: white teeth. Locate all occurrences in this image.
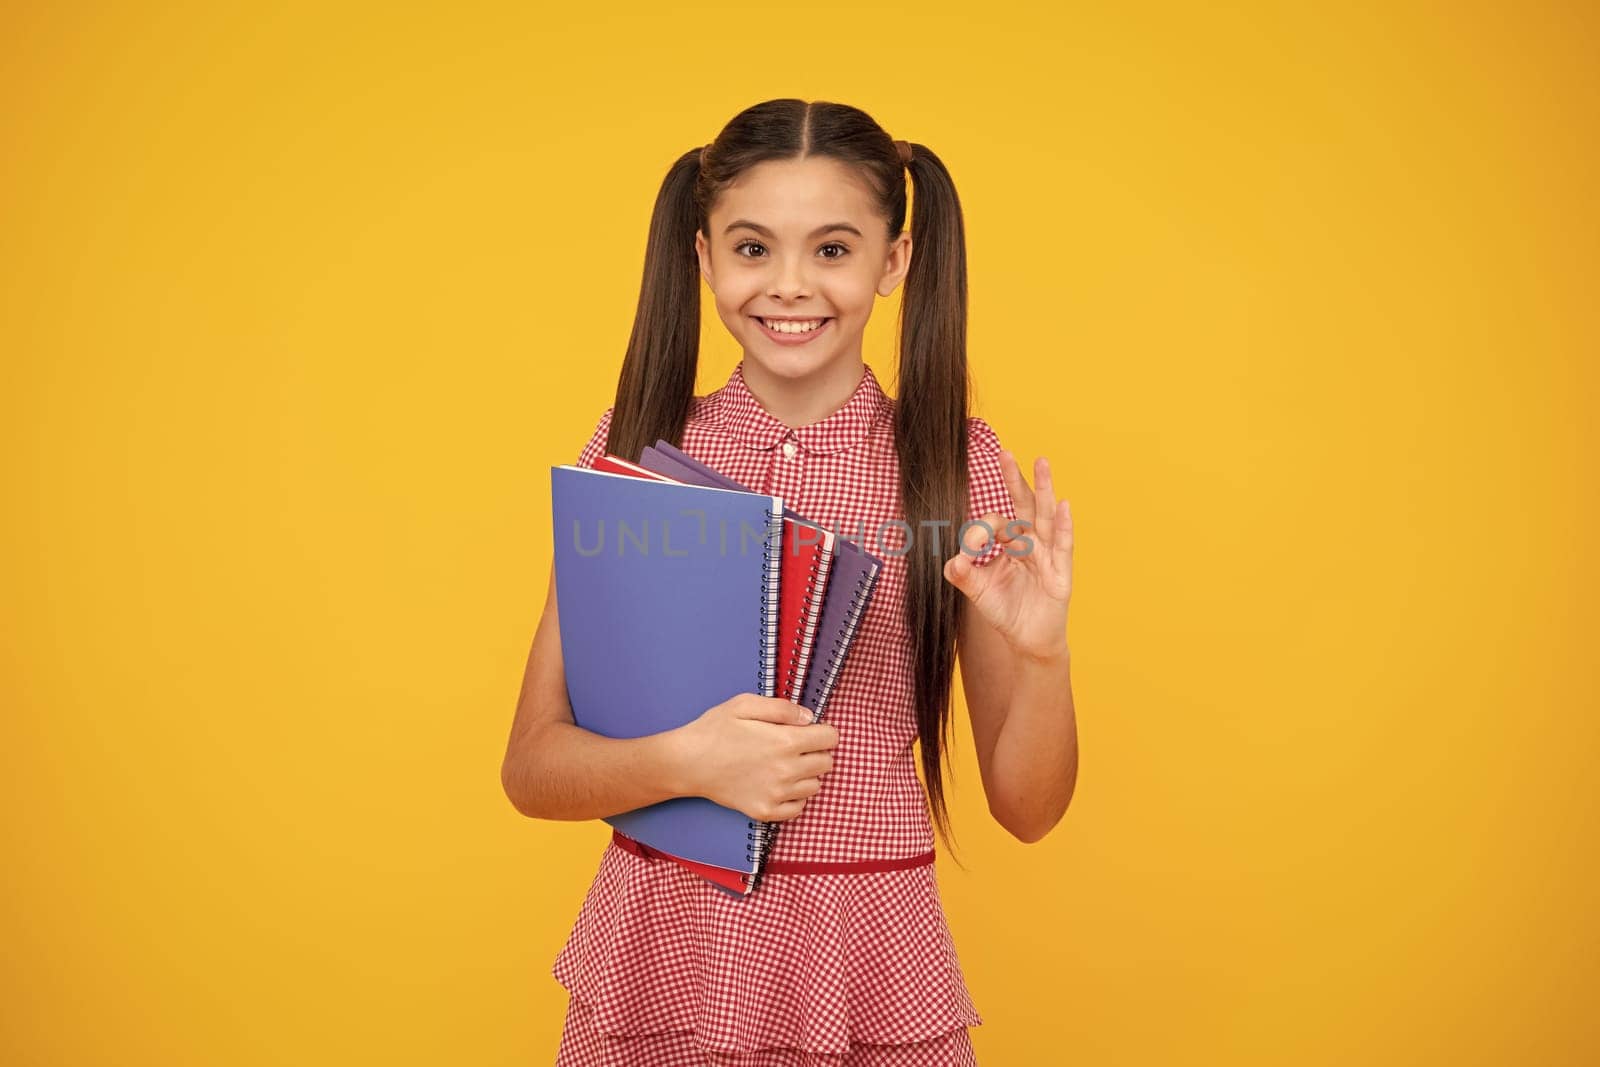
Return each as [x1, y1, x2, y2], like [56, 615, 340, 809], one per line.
[761, 318, 826, 334]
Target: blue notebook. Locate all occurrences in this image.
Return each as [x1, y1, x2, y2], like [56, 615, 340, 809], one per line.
[550, 465, 784, 876]
[640, 442, 883, 723]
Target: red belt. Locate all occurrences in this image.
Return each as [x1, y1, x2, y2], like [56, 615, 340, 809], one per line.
[611, 828, 934, 874]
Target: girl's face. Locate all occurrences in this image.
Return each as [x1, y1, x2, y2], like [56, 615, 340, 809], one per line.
[695, 156, 911, 384]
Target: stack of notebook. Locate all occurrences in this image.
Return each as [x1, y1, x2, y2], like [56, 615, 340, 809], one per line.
[550, 440, 883, 897]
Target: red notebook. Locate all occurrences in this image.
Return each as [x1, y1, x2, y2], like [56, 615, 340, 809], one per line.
[585, 452, 836, 895]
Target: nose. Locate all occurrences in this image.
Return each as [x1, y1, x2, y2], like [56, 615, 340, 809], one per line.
[767, 251, 813, 302]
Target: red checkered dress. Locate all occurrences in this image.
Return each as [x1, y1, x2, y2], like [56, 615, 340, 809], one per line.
[553, 360, 1019, 1065]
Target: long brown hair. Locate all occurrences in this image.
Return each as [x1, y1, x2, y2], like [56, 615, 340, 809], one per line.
[603, 98, 975, 851]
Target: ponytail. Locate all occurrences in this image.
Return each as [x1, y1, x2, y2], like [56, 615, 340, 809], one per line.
[893, 141, 974, 853]
[604, 147, 704, 464]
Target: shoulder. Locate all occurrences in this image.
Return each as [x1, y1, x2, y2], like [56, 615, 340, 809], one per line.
[575, 407, 615, 469]
[963, 414, 1016, 526]
[966, 414, 1004, 460]
[576, 395, 720, 469]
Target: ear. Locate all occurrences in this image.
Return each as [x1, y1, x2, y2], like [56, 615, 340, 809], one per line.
[694, 229, 714, 290]
[876, 231, 912, 298]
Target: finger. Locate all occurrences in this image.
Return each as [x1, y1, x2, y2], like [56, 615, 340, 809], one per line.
[1054, 497, 1074, 576]
[1032, 457, 1055, 548]
[768, 798, 805, 822]
[943, 548, 983, 597]
[786, 777, 823, 800]
[946, 514, 1010, 591]
[796, 723, 839, 752]
[999, 449, 1035, 525]
[797, 751, 833, 778]
[739, 694, 813, 725]
[956, 511, 1014, 558]
[1000, 514, 1041, 565]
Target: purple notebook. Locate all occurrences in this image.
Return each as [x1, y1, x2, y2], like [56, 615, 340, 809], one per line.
[550, 464, 783, 876]
[641, 442, 882, 725]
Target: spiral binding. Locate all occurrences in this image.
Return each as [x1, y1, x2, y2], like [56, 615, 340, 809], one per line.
[746, 558, 880, 895]
[754, 502, 782, 698]
[746, 500, 786, 881]
[809, 563, 879, 723]
[751, 536, 828, 886]
[779, 533, 826, 698]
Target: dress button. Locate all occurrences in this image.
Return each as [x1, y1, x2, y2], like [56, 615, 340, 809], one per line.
[781, 439, 798, 460]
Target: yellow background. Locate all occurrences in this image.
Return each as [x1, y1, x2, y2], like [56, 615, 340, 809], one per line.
[4, 2, 1594, 1064]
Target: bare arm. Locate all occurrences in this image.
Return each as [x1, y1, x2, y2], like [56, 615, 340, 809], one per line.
[959, 603, 1077, 844]
[502, 554, 840, 824]
[500, 563, 694, 821]
[948, 445, 1079, 845]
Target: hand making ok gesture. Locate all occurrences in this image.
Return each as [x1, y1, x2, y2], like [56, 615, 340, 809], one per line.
[942, 451, 1074, 663]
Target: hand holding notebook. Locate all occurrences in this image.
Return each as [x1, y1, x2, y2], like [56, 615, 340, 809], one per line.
[576, 453, 839, 894]
[674, 692, 838, 826]
[551, 450, 880, 896]
[551, 463, 785, 882]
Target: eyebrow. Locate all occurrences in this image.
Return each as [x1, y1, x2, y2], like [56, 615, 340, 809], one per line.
[723, 219, 864, 240]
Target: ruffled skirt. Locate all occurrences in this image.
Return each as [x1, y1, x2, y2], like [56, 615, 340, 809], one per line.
[557, 994, 977, 1065]
[552, 841, 982, 1059]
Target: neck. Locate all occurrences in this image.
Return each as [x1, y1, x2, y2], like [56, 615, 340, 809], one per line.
[740, 357, 867, 429]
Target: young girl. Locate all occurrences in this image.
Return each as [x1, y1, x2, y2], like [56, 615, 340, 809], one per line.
[502, 98, 1078, 1066]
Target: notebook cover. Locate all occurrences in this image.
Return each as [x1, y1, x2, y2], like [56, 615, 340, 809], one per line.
[592, 454, 673, 481]
[638, 448, 835, 704]
[551, 464, 783, 876]
[576, 455, 769, 898]
[643, 442, 882, 723]
[624, 835, 753, 897]
[774, 525, 833, 702]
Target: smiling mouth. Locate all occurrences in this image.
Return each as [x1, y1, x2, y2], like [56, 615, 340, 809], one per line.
[753, 316, 833, 334]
